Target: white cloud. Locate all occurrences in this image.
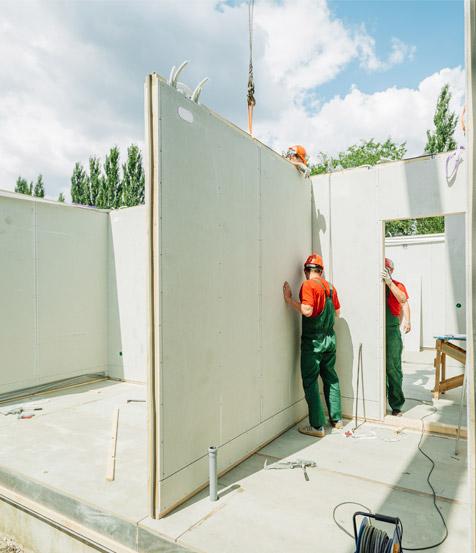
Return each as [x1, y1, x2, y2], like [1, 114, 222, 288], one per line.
[255, 1, 415, 93]
[357, 33, 416, 72]
[388, 38, 416, 66]
[254, 67, 465, 162]
[0, 0, 454, 200]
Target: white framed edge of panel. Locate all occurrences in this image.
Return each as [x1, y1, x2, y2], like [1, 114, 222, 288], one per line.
[465, 0, 476, 550]
[144, 73, 160, 519]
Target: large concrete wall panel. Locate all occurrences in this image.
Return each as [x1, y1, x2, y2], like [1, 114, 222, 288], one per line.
[386, 236, 446, 349]
[0, 193, 109, 394]
[377, 155, 467, 220]
[445, 214, 466, 335]
[108, 206, 147, 382]
[151, 78, 310, 515]
[0, 197, 36, 393]
[261, 154, 311, 419]
[36, 203, 108, 382]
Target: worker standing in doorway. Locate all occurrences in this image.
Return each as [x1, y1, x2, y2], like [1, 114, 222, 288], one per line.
[283, 254, 342, 437]
[382, 258, 411, 416]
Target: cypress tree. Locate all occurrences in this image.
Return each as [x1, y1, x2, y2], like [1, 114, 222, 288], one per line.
[33, 174, 45, 198]
[88, 157, 102, 207]
[104, 146, 120, 209]
[122, 144, 145, 207]
[71, 162, 87, 204]
[15, 176, 31, 195]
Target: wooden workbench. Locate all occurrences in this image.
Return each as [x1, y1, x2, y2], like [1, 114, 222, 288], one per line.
[432, 335, 466, 400]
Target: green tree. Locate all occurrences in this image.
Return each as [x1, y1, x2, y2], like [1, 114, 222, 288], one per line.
[95, 177, 108, 209]
[310, 138, 406, 175]
[88, 157, 102, 207]
[33, 174, 45, 198]
[103, 146, 121, 209]
[122, 144, 145, 207]
[58, 193, 65, 203]
[15, 176, 32, 195]
[415, 216, 445, 235]
[71, 162, 88, 204]
[424, 84, 458, 154]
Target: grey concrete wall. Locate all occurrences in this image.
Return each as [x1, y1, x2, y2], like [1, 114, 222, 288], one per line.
[385, 234, 445, 350]
[108, 206, 147, 382]
[445, 214, 466, 335]
[150, 77, 311, 515]
[312, 153, 467, 420]
[0, 192, 109, 394]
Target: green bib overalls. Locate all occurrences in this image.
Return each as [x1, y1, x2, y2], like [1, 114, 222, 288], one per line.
[300, 279, 342, 428]
[386, 287, 405, 411]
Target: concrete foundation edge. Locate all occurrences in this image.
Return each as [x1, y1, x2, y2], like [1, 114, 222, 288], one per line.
[0, 476, 194, 553]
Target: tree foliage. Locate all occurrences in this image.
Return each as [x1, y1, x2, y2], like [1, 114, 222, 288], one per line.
[33, 174, 45, 198]
[122, 144, 145, 207]
[71, 162, 88, 204]
[310, 138, 406, 175]
[104, 146, 121, 209]
[15, 177, 32, 195]
[424, 84, 457, 154]
[70, 145, 145, 210]
[58, 192, 65, 203]
[385, 216, 445, 237]
[88, 157, 101, 207]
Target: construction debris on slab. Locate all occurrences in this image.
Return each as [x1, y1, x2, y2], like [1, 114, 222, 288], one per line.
[0, 535, 25, 553]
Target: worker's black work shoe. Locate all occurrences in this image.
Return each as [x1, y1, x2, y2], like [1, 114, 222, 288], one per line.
[330, 420, 343, 429]
[391, 409, 403, 417]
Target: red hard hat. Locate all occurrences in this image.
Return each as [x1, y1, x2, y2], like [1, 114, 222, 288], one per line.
[304, 253, 324, 269]
[385, 257, 394, 270]
[287, 145, 308, 165]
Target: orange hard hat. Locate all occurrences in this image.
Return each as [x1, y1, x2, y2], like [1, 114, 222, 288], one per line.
[287, 145, 308, 165]
[304, 253, 324, 269]
[385, 257, 394, 270]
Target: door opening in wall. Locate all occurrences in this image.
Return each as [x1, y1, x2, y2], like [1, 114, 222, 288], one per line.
[383, 213, 466, 430]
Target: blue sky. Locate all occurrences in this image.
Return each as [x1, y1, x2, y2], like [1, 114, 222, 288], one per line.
[319, 0, 464, 101]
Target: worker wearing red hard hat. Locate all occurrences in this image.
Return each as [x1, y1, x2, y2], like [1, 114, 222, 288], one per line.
[283, 253, 342, 437]
[382, 258, 411, 416]
[285, 145, 310, 177]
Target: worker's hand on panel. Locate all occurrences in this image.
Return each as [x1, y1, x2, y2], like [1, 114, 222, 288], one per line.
[402, 319, 411, 334]
[283, 281, 292, 304]
[381, 269, 392, 286]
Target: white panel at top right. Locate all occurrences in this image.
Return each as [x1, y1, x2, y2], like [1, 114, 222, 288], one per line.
[376, 152, 467, 221]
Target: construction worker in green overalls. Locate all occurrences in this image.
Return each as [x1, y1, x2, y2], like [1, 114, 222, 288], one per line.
[382, 258, 411, 416]
[283, 253, 342, 438]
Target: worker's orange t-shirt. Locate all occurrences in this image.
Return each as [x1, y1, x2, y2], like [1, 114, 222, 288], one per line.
[386, 279, 409, 317]
[299, 277, 340, 318]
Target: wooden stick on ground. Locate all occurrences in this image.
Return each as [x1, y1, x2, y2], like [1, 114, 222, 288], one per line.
[106, 408, 119, 481]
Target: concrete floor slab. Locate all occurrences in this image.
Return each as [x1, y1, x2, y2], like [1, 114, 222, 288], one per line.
[400, 351, 466, 428]
[0, 381, 148, 523]
[0, 381, 469, 553]
[145, 420, 468, 552]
